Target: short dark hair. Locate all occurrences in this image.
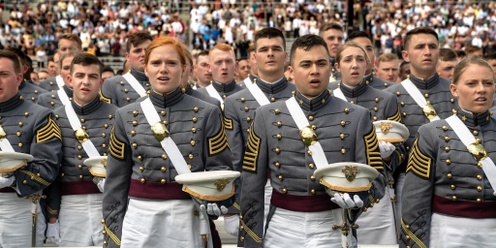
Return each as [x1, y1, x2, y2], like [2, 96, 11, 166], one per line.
[400, 60, 410, 68]
[456, 50, 467, 59]
[346, 31, 372, 42]
[464, 45, 482, 55]
[439, 48, 457, 62]
[484, 52, 496, 61]
[290, 34, 329, 66]
[319, 22, 343, 35]
[126, 31, 153, 53]
[403, 27, 438, 50]
[0, 50, 22, 74]
[194, 50, 209, 65]
[70, 53, 103, 75]
[102, 66, 115, 75]
[254, 27, 286, 50]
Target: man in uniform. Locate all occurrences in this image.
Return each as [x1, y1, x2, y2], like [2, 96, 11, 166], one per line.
[385, 27, 457, 233]
[39, 34, 83, 92]
[182, 49, 220, 108]
[43, 53, 117, 246]
[398, 61, 411, 82]
[235, 57, 251, 83]
[197, 44, 244, 105]
[238, 34, 386, 247]
[101, 31, 153, 107]
[193, 50, 212, 88]
[223, 27, 296, 236]
[436, 48, 458, 81]
[0, 50, 63, 247]
[319, 22, 344, 83]
[102, 36, 233, 248]
[37, 53, 75, 110]
[47, 55, 58, 78]
[375, 53, 401, 83]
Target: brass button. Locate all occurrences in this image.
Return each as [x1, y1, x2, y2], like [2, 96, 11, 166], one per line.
[192, 117, 198, 123]
[444, 146, 450, 152]
[162, 154, 168, 159]
[405, 225, 410, 230]
[276, 133, 282, 140]
[101, 219, 106, 224]
[405, 235, 411, 240]
[473, 130, 479, 136]
[80, 118, 85, 123]
[310, 175, 316, 181]
[452, 195, 457, 201]
[274, 109, 280, 115]
[133, 110, 139, 117]
[104, 123, 109, 128]
[244, 106, 249, 112]
[103, 240, 108, 246]
[132, 121, 138, 126]
[340, 120, 345, 126]
[478, 162, 483, 168]
[307, 150, 312, 156]
[308, 115, 314, 121]
[282, 188, 287, 194]
[373, 106, 378, 112]
[447, 173, 453, 179]
[275, 147, 280, 154]
[424, 93, 429, 98]
[188, 164, 192, 169]
[344, 108, 349, 114]
[102, 230, 107, 235]
[350, 101, 354, 104]
[23, 180, 27, 184]
[108, 115, 113, 119]
[444, 136, 450, 142]
[193, 107, 199, 113]
[162, 120, 168, 125]
[131, 130, 136, 136]
[18, 122, 23, 127]
[188, 153, 194, 159]
[400, 102, 405, 107]
[102, 133, 107, 138]
[240, 98, 245, 103]
[24, 112, 29, 117]
[77, 155, 82, 160]
[139, 166, 144, 172]
[79, 175, 84, 179]
[310, 189, 316, 195]
[477, 175, 483, 180]
[161, 111, 166, 116]
[477, 198, 482, 203]
[278, 175, 283, 181]
[308, 163, 315, 169]
[374, 97, 379, 103]
[161, 167, 166, 172]
[450, 98, 455, 103]
[120, 81, 124, 85]
[140, 178, 146, 184]
[277, 121, 282, 127]
[246, 116, 251, 122]
[341, 148, 346, 154]
[190, 140, 196, 146]
[445, 159, 451, 165]
[270, 97, 275, 102]
[396, 92, 401, 96]
[16, 132, 21, 137]
[78, 164, 82, 169]
[477, 186, 483, 192]
[161, 179, 167, 184]
[138, 155, 143, 161]
[126, 97, 131, 102]
[18, 143, 23, 148]
[402, 112, 407, 117]
[340, 133, 345, 140]
[442, 126, 448, 131]
[311, 125, 316, 130]
[450, 184, 456, 190]
[274, 162, 281, 168]
[373, 116, 378, 121]
[132, 143, 138, 148]
[191, 128, 197, 133]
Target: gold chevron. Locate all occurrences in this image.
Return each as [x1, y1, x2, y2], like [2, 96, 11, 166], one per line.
[242, 122, 260, 172]
[407, 137, 431, 179]
[109, 126, 125, 160]
[36, 114, 62, 143]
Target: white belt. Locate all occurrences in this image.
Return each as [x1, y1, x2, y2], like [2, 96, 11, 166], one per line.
[140, 98, 191, 175]
[285, 97, 329, 168]
[246, 81, 270, 106]
[446, 115, 496, 196]
[243, 76, 254, 86]
[401, 79, 440, 121]
[55, 75, 65, 89]
[64, 104, 100, 158]
[57, 88, 70, 105]
[0, 126, 14, 152]
[123, 72, 147, 97]
[332, 88, 347, 102]
[205, 84, 224, 104]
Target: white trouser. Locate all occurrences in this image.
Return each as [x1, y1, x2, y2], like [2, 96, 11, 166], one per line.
[356, 186, 397, 244]
[263, 180, 272, 232]
[0, 192, 46, 248]
[264, 208, 342, 248]
[121, 198, 211, 248]
[59, 193, 103, 246]
[430, 213, 496, 247]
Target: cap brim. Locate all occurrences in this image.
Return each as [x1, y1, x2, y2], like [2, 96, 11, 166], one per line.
[0, 151, 34, 173]
[83, 156, 107, 177]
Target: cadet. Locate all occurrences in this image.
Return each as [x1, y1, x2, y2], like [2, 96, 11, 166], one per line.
[385, 27, 457, 227]
[44, 53, 117, 246]
[37, 53, 75, 110]
[223, 27, 296, 236]
[0, 50, 63, 247]
[101, 31, 153, 107]
[39, 33, 83, 92]
[238, 34, 386, 248]
[196, 43, 244, 105]
[319, 22, 344, 83]
[192, 50, 212, 88]
[401, 56, 496, 247]
[332, 41, 403, 244]
[436, 48, 458, 81]
[375, 53, 401, 83]
[102, 37, 232, 247]
[235, 57, 251, 83]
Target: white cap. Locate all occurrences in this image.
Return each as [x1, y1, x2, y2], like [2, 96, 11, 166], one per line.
[314, 162, 378, 193]
[373, 120, 409, 143]
[83, 156, 108, 178]
[0, 151, 33, 173]
[175, 170, 240, 202]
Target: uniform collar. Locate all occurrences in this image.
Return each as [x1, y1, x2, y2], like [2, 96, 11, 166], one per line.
[294, 90, 331, 112]
[72, 95, 103, 115]
[182, 83, 193, 95]
[455, 108, 491, 128]
[409, 73, 439, 90]
[130, 68, 149, 82]
[256, 76, 288, 94]
[212, 80, 236, 93]
[339, 81, 368, 98]
[0, 94, 23, 112]
[18, 79, 27, 90]
[149, 87, 184, 108]
[363, 73, 374, 85]
[63, 85, 74, 97]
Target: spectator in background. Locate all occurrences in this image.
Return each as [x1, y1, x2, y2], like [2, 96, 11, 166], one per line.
[465, 45, 483, 58]
[485, 53, 496, 71]
[437, 48, 458, 81]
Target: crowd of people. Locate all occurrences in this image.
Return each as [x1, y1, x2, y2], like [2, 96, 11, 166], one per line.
[1, 1, 496, 248]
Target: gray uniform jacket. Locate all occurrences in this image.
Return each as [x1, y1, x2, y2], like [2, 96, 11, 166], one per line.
[0, 94, 62, 197]
[236, 74, 258, 89]
[101, 69, 150, 107]
[18, 80, 47, 103]
[196, 80, 244, 100]
[224, 77, 295, 211]
[400, 110, 496, 248]
[385, 74, 457, 171]
[44, 97, 117, 219]
[101, 88, 232, 247]
[38, 76, 59, 92]
[364, 73, 394, 90]
[36, 85, 73, 111]
[239, 90, 386, 247]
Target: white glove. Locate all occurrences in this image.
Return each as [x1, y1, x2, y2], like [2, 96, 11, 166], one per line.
[0, 176, 15, 189]
[331, 192, 364, 209]
[224, 214, 240, 237]
[199, 202, 228, 217]
[97, 179, 105, 193]
[46, 220, 61, 244]
[379, 141, 395, 159]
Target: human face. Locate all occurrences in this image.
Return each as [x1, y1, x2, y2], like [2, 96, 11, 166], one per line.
[249, 51, 258, 76]
[352, 37, 375, 74]
[61, 56, 74, 88]
[450, 64, 495, 114]
[38, 71, 49, 81]
[255, 37, 287, 81]
[402, 34, 439, 79]
[320, 29, 344, 58]
[0, 58, 23, 102]
[236, 59, 251, 80]
[487, 59, 496, 72]
[194, 55, 211, 86]
[209, 49, 236, 84]
[58, 39, 80, 55]
[102, 71, 114, 81]
[126, 40, 152, 72]
[30, 72, 39, 84]
[437, 59, 457, 80]
[144, 45, 185, 94]
[399, 63, 411, 81]
[375, 60, 399, 82]
[290, 45, 330, 98]
[470, 50, 483, 58]
[335, 46, 368, 87]
[47, 61, 58, 77]
[70, 64, 103, 105]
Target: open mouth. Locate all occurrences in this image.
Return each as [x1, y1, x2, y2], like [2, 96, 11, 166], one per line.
[309, 79, 321, 86]
[475, 97, 487, 103]
[158, 76, 170, 81]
